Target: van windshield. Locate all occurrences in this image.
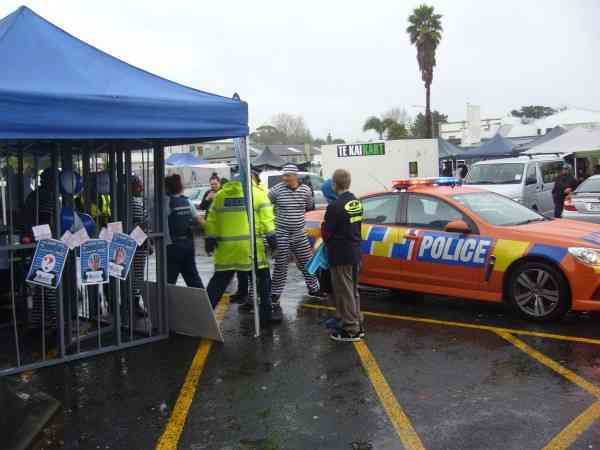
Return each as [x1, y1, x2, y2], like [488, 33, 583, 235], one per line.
[465, 163, 525, 185]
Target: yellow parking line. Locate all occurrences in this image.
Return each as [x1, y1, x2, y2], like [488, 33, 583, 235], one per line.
[354, 340, 426, 450]
[156, 297, 230, 450]
[497, 332, 600, 450]
[496, 331, 600, 398]
[302, 304, 600, 346]
[542, 401, 600, 450]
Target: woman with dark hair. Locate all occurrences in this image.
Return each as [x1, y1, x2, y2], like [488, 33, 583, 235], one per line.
[199, 173, 222, 212]
[164, 174, 204, 288]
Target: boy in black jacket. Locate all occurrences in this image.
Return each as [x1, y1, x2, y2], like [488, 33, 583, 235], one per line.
[321, 169, 364, 342]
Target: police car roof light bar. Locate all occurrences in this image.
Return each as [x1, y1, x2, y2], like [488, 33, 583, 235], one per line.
[392, 177, 462, 191]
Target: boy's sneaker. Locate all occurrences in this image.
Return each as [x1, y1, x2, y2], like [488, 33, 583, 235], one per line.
[358, 328, 366, 338]
[238, 302, 254, 314]
[324, 317, 342, 330]
[330, 329, 362, 342]
[271, 302, 283, 322]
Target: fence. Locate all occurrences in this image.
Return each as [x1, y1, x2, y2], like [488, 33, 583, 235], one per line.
[0, 144, 168, 376]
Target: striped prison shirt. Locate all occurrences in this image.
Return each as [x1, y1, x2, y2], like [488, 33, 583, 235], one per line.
[268, 182, 314, 233]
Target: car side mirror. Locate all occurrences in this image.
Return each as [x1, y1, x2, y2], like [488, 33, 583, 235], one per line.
[445, 220, 471, 234]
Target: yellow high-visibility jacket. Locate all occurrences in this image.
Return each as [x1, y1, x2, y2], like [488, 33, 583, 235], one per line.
[205, 180, 275, 271]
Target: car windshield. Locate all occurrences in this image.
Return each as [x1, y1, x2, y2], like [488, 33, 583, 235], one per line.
[576, 177, 600, 194]
[465, 163, 525, 185]
[451, 192, 546, 226]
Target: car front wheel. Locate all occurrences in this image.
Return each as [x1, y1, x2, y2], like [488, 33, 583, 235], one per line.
[507, 261, 570, 321]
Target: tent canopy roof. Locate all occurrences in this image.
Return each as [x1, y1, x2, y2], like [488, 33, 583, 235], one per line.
[523, 127, 600, 156]
[438, 138, 464, 159]
[0, 6, 248, 142]
[463, 133, 515, 159]
[515, 126, 566, 152]
[252, 146, 286, 169]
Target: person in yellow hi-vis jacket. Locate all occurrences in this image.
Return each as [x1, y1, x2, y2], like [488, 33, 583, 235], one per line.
[204, 175, 280, 326]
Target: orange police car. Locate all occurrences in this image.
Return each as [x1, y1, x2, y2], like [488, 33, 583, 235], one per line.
[306, 177, 600, 321]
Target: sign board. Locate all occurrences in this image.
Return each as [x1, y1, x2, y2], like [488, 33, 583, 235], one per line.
[337, 142, 385, 158]
[80, 239, 109, 285]
[26, 239, 69, 289]
[108, 232, 137, 280]
[143, 281, 224, 342]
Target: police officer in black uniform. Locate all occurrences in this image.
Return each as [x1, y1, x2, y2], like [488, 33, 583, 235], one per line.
[165, 174, 204, 288]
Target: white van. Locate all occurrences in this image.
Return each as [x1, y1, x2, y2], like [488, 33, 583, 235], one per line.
[259, 170, 326, 208]
[464, 156, 564, 216]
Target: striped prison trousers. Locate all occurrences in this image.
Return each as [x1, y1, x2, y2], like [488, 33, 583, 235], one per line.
[271, 230, 319, 298]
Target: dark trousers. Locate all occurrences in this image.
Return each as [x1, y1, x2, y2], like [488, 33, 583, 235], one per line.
[167, 240, 204, 288]
[207, 268, 272, 319]
[554, 197, 564, 218]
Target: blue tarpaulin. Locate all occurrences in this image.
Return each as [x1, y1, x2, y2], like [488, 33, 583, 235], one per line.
[0, 6, 248, 141]
[462, 133, 515, 159]
[166, 153, 208, 166]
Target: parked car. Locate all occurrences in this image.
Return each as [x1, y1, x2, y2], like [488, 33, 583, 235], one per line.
[563, 175, 600, 223]
[464, 156, 564, 217]
[184, 185, 210, 210]
[306, 177, 600, 322]
[259, 170, 327, 209]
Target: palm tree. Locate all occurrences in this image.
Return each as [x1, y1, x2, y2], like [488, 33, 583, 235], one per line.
[407, 4, 443, 139]
[362, 116, 386, 140]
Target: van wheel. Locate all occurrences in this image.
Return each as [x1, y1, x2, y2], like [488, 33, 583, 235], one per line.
[506, 261, 569, 321]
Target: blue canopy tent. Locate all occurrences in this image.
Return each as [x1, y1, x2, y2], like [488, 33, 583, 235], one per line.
[0, 6, 250, 375]
[438, 138, 464, 159]
[462, 133, 516, 160]
[0, 6, 248, 142]
[166, 153, 208, 166]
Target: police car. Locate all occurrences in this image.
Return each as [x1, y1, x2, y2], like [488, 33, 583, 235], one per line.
[306, 177, 600, 321]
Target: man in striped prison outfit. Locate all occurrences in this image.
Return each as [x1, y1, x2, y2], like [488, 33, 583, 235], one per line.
[269, 164, 324, 320]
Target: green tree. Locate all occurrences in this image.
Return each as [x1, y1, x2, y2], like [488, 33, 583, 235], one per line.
[363, 116, 387, 140]
[411, 111, 448, 138]
[250, 125, 285, 145]
[511, 105, 557, 120]
[383, 118, 409, 139]
[407, 4, 443, 139]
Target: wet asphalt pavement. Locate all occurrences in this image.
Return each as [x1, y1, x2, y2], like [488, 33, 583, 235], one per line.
[10, 256, 600, 449]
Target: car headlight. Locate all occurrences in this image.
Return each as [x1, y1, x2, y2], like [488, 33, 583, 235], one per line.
[568, 247, 600, 266]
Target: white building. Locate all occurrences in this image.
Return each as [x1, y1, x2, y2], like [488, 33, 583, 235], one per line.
[440, 105, 600, 147]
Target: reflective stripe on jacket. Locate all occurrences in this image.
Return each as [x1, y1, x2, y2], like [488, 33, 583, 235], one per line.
[205, 180, 275, 271]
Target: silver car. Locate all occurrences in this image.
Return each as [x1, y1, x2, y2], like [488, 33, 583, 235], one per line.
[563, 175, 600, 223]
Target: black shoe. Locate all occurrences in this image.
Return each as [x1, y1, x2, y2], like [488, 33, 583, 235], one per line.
[229, 294, 247, 304]
[308, 290, 327, 300]
[271, 303, 283, 322]
[330, 329, 362, 342]
[238, 302, 254, 314]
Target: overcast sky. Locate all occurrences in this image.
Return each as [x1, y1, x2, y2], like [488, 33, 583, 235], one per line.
[3, 0, 600, 141]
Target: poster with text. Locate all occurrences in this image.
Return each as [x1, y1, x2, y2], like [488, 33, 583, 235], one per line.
[108, 232, 137, 280]
[26, 239, 69, 289]
[80, 239, 109, 286]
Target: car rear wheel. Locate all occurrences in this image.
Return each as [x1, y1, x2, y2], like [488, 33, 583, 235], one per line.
[507, 261, 570, 321]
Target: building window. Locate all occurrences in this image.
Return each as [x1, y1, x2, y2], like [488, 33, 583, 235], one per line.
[409, 161, 418, 178]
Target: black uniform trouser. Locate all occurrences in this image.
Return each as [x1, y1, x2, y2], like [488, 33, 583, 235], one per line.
[167, 239, 204, 288]
[207, 268, 272, 319]
[554, 196, 564, 218]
